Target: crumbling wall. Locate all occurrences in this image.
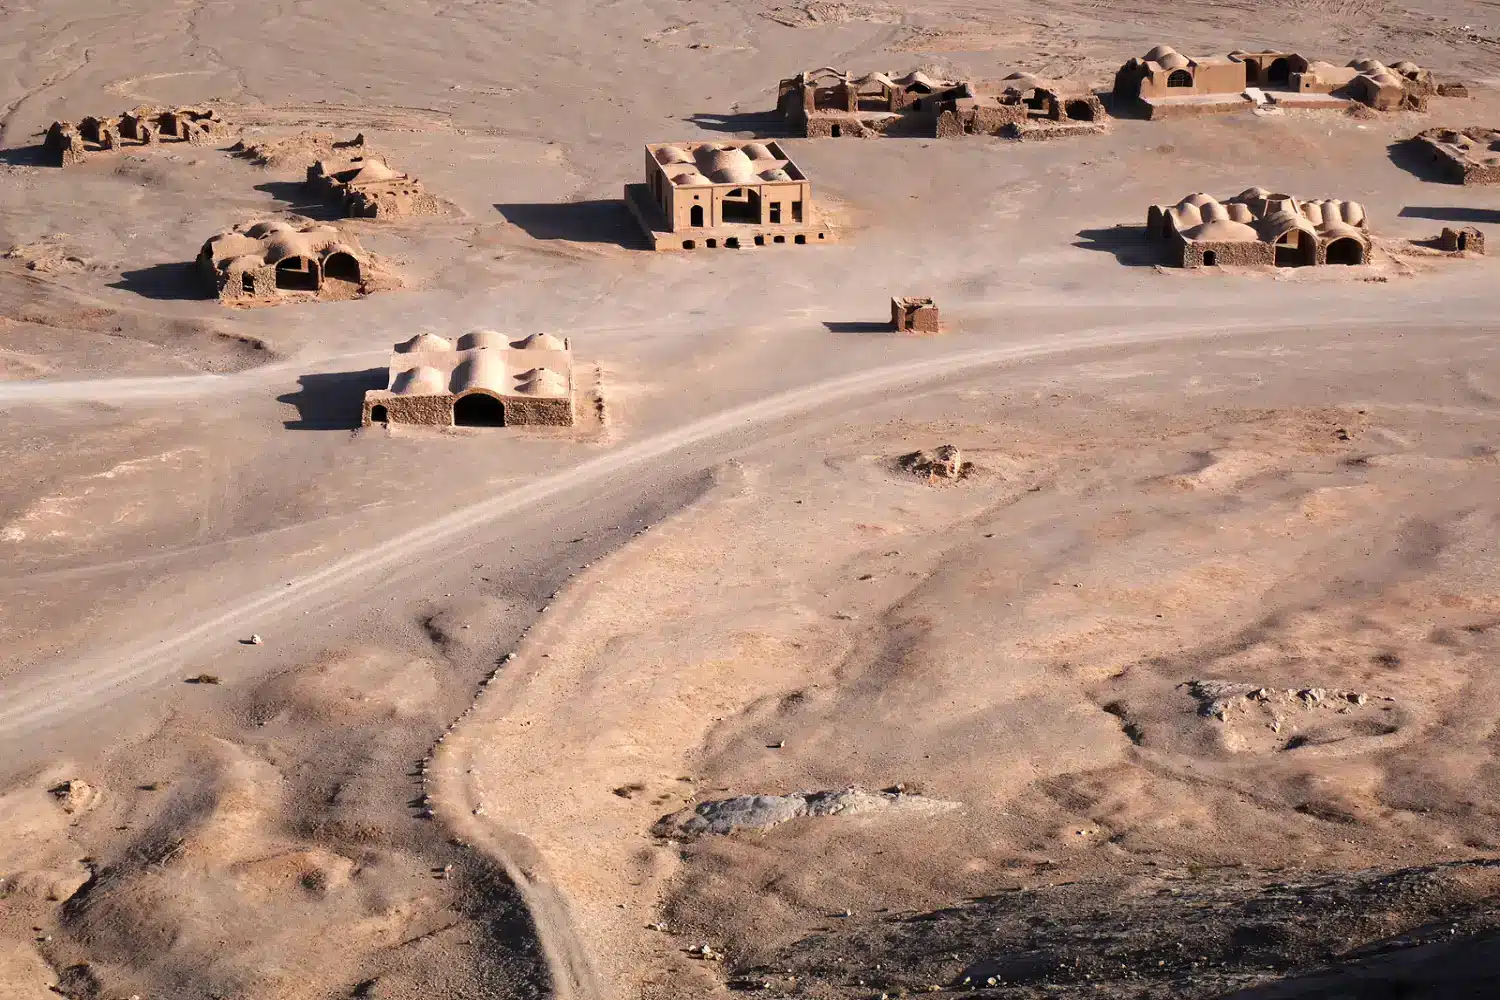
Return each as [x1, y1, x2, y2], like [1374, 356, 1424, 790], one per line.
[1177, 239, 1275, 268]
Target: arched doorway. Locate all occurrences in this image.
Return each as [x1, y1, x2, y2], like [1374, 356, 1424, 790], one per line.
[1325, 238, 1364, 265]
[370, 404, 387, 423]
[830, 124, 842, 137]
[1274, 229, 1317, 267]
[1242, 58, 1262, 82]
[1268, 58, 1291, 86]
[1064, 99, 1095, 121]
[323, 251, 361, 284]
[453, 393, 506, 427]
[275, 255, 320, 292]
[1202, 250, 1218, 266]
[1167, 69, 1194, 88]
[690, 204, 704, 227]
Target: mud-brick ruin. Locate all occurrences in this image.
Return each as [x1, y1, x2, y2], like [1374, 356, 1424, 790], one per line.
[44, 106, 228, 166]
[1148, 189, 1372, 268]
[778, 68, 1106, 140]
[198, 220, 374, 304]
[1113, 46, 1437, 117]
[1437, 226, 1485, 253]
[362, 331, 575, 428]
[307, 147, 443, 219]
[625, 141, 831, 251]
[892, 297, 941, 333]
[1412, 128, 1500, 184]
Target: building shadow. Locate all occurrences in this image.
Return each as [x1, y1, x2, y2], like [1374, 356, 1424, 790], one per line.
[110, 262, 207, 301]
[1219, 927, 1500, 999]
[685, 112, 793, 137]
[1399, 205, 1500, 224]
[1388, 138, 1457, 184]
[0, 144, 51, 167]
[824, 321, 893, 334]
[1074, 225, 1163, 266]
[254, 180, 339, 218]
[278, 368, 388, 430]
[494, 201, 641, 246]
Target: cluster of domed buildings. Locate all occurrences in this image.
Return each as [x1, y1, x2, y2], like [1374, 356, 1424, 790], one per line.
[362, 331, 575, 428]
[1148, 190, 1374, 269]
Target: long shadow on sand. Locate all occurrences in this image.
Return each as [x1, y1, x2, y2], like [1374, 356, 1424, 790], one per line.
[1074, 225, 1162, 266]
[494, 201, 640, 246]
[685, 112, 793, 137]
[254, 180, 340, 219]
[0, 144, 51, 167]
[1387, 139, 1457, 184]
[279, 369, 388, 430]
[111, 262, 207, 301]
[1399, 205, 1500, 224]
[824, 321, 894, 334]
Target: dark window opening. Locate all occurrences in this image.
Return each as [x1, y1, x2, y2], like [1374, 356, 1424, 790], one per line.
[1459, 233, 1469, 250]
[792, 201, 803, 223]
[454, 393, 506, 427]
[794, 234, 806, 245]
[770, 203, 781, 224]
[1167, 69, 1194, 88]
[241, 273, 255, 293]
[1268, 58, 1291, 86]
[275, 256, 320, 292]
[682, 240, 696, 249]
[1274, 230, 1316, 267]
[370, 404, 388, 423]
[754, 235, 765, 246]
[323, 251, 361, 284]
[1243, 59, 1261, 82]
[725, 237, 740, 248]
[817, 232, 825, 239]
[774, 235, 785, 244]
[690, 204, 704, 227]
[706, 238, 718, 248]
[1203, 250, 1218, 266]
[831, 124, 842, 137]
[1325, 237, 1364, 265]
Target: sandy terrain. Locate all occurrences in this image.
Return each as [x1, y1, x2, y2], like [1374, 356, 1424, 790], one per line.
[5, 0, 1500, 996]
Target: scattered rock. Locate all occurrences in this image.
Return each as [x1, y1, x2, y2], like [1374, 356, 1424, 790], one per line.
[899, 445, 971, 481]
[185, 673, 222, 685]
[652, 786, 959, 839]
[245, 633, 263, 645]
[49, 779, 99, 814]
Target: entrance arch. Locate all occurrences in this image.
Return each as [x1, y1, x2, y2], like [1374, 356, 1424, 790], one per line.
[453, 393, 506, 427]
[1268, 58, 1291, 86]
[720, 188, 761, 225]
[690, 204, 704, 227]
[323, 251, 361, 283]
[370, 404, 388, 423]
[1202, 250, 1218, 266]
[274, 255, 320, 292]
[1274, 229, 1317, 267]
[1167, 69, 1194, 88]
[1325, 238, 1365, 265]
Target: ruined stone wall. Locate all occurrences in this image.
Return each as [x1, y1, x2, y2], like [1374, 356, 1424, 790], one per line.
[367, 393, 454, 427]
[504, 397, 575, 426]
[1177, 239, 1275, 267]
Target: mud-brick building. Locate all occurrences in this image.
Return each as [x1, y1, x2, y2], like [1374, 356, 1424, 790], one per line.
[44, 105, 227, 166]
[198, 220, 372, 304]
[1412, 127, 1500, 184]
[624, 141, 831, 250]
[1148, 189, 1372, 268]
[362, 332, 575, 428]
[306, 152, 443, 219]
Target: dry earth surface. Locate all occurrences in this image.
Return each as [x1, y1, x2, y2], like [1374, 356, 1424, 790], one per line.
[4, 0, 1500, 998]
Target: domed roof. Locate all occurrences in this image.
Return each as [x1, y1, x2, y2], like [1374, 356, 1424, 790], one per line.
[392, 366, 447, 396]
[1159, 52, 1190, 70]
[350, 159, 400, 182]
[453, 351, 506, 393]
[1233, 186, 1272, 202]
[759, 167, 791, 181]
[671, 170, 710, 186]
[246, 220, 295, 239]
[511, 332, 567, 351]
[514, 368, 569, 396]
[1002, 72, 1050, 91]
[1391, 60, 1420, 73]
[655, 145, 691, 165]
[396, 333, 453, 353]
[1255, 209, 1315, 241]
[224, 254, 263, 274]
[456, 329, 508, 351]
[1182, 219, 1261, 243]
[1225, 203, 1255, 223]
[263, 236, 316, 264]
[696, 146, 757, 184]
[1317, 220, 1368, 242]
[1145, 44, 1176, 61]
[1201, 202, 1231, 223]
[741, 142, 776, 161]
[1181, 192, 1218, 208]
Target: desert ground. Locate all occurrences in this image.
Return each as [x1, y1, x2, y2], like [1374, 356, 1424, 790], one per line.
[5, 0, 1500, 997]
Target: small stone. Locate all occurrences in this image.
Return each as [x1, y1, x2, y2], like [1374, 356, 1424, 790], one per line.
[249, 633, 262, 645]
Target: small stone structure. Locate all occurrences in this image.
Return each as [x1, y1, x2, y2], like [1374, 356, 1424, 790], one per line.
[1436, 226, 1485, 253]
[1114, 47, 1434, 117]
[306, 147, 443, 219]
[777, 68, 1107, 140]
[198, 220, 374, 304]
[891, 297, 941, 333]
[1148, 189, 1372, 268]
[624, 140, 831, 251]
[362, 331, 574, 428]
[1412, 127, 1500, 184]
[44, 106, 228, 166]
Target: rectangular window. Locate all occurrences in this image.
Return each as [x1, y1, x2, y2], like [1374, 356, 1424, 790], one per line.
[770, 203, 781, 224]
[792, 200, 803, 223]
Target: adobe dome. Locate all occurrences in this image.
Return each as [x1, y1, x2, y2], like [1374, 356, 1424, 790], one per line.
[514, 368, 569, 396]
[1159, 52, 1190, 70]
[392, 366, 447, 396]
[655, 145, 692, 165]
[696, 146, 757, 184]
[1145, 44, 1176, 61]
[741, 142, 777, 161]
[1255, 210, 1315, 242]
[456, 329, 508, 351]
[263, 236, 315, 264]
[671, 170, 710, 186]
[396, 333, 453, 353]
[1181, 193, 1218, 208]
[246, 220, 296, 240]
[1225, 203, 1255, 223]
[1182, 219, 1260, 242]
[511, 333, 568, 351]
[759, 167, 791, 181]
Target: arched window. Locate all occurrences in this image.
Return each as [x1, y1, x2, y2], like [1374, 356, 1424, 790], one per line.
[370, 404, 388, 423]
[1167, 69, 1193, 88]
[690, 204, 704, 227]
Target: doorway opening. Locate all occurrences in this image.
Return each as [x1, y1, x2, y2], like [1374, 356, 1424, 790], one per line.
[323, 251, 361, 284]
[454, 393, 506, 427]
[720, 188, 761, 225]
[1268, 58, 1291, 86]
[831, 124, 842, 137]
[370, 404, 388, 423]
[1325, 238, 1364, 265]
[1202, 250, 1218, 266]
[275, 256, 320, 292]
